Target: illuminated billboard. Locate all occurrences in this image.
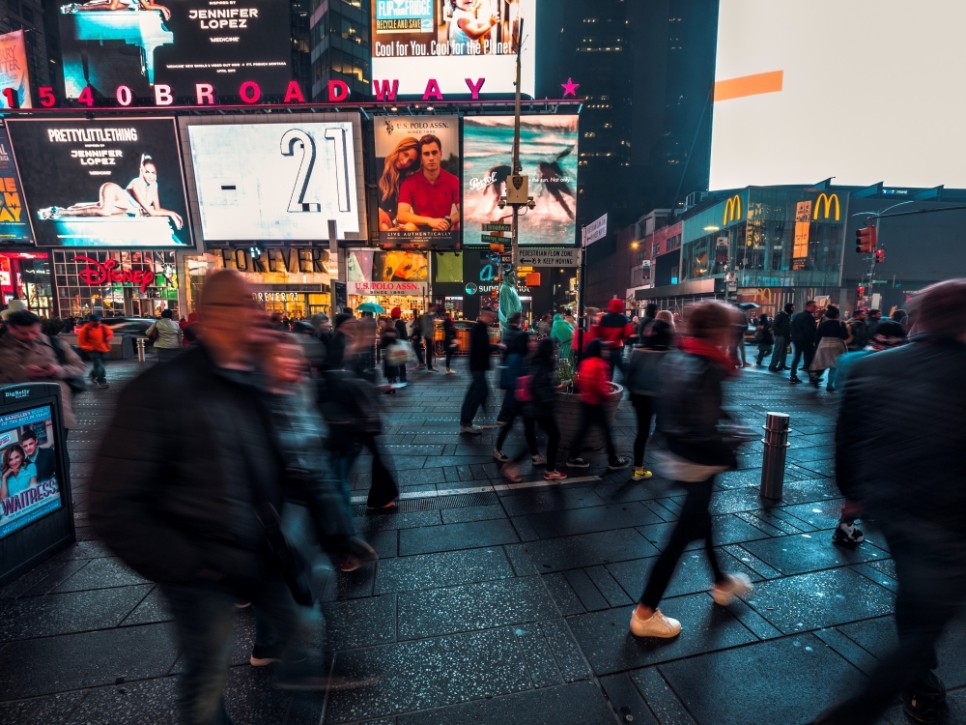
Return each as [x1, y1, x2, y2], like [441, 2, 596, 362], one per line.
[6, 118, 192, 248]
[58, 0, 291, 100]
[373, 115, 460, 250]
[711, 0, 966, 189]
[0, 129, 30, 244]
[463, 115, 578, 246]
[182, 115, 367, 242]
[371, 0, 536, 97]
[0, 30, 32, 108]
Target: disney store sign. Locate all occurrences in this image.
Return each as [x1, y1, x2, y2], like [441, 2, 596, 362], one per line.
[74, 255, 157, 292]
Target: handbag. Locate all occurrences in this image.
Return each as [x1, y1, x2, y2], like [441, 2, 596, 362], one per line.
[515, 374, 533, 403]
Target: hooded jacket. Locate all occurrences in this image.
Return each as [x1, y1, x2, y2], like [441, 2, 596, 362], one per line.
[591, 299, 634, 348]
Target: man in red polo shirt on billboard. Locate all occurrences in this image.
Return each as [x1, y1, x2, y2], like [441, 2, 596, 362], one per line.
[396, 134, 460, 233]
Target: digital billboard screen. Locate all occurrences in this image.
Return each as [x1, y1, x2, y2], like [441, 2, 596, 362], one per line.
[182, 115, 367, 242]
[0, 30, 32, 108]
[0, 128, 30, 244]
[462, 115, 578, 246]
[58, 0, 291, 100]
[371, 0, 536, 97]
[711, 0, 966, 189]
[6, 118, 192, 248]
[0, 404, 64, 541]
[373, 115, 460, 250]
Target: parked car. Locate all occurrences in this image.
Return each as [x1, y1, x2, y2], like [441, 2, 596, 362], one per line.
[99, 317, 158, 354]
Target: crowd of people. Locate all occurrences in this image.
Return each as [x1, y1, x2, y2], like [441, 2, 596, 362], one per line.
[1, 276, 962, 725]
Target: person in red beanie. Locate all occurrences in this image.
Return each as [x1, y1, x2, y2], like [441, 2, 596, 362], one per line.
[591, 298, 634, 380]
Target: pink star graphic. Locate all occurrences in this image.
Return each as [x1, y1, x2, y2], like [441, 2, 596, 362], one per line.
[561, 77, 580, 97]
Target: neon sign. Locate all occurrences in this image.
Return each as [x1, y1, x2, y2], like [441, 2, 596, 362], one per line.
[74, 256, 155, 292]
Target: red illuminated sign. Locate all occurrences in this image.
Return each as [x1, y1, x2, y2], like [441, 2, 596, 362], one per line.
[75, 255, 154, 292]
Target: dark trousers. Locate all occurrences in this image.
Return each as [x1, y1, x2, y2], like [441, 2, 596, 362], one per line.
[605, 347, 625, 382]
[424, 337, 435, 369]
[790, 341, 816, 379]
[459, 370, 489, 426]
[497, 387, 516, 423]
[818, 525, 966, 724]
[768, 335, 788, 370]
[639, 478, 725, 609]
[496, 397, 528, 452]
[569, 402, 618, 463]
[630, 393, 655, 468]
[415, 338, 425, 366]
[445, 344, 456, 371]
[530, 415, 560, 471]
[88, 350, 106, 383]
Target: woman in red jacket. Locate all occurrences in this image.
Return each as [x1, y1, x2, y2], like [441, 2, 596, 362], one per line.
[564, 339, 630, 471]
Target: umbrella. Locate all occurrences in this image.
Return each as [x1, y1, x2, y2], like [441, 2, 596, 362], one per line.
[357, 301, 385, 314]
[736, 302, 760, 310]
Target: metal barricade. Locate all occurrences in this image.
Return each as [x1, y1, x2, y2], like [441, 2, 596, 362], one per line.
[759, 412, 790, 500]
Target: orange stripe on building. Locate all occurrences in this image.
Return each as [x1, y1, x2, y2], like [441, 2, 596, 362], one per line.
[713, 70, 784, 102]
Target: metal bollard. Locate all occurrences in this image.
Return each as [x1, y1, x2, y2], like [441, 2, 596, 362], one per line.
[136, 337, 147, 363]
[759, 412, 790, 500]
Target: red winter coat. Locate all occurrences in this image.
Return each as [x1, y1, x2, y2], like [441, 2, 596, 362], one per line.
[576, 356, 610, 404]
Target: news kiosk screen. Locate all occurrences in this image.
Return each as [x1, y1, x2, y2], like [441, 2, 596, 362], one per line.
[373, 115, 460, 250]
[0, 128, 31, 243]
[183, 116, 367, 242]
[462, 115, 579, 246]
[58, 0, 291, 101]
[0, 405, 63, 540]
[5, 118, 192, 248]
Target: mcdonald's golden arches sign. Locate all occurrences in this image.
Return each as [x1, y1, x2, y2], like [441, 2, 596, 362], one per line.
[812, 192, 841, 221]
[722, 194, 742, 225]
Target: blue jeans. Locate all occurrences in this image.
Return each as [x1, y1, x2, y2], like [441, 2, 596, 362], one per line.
[459, 370, 489, 426]
[162, 569, 321, 725]
[89, 350, 106, 383]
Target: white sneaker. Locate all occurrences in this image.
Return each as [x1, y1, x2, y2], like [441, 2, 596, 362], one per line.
[711, 573, 753, 606]
[629, 609, 682, 639]
[531, 454, 547, 466]
[493, 448, 509, 462]
[460, 425, 482, 434]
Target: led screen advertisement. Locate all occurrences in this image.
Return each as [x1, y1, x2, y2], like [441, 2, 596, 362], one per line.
[462, 115, 578, 246]
[0, 129, 30, 244]
[373, 115, 460, 250]
[0, 30, 32, 108]
[58, 0, 291, 100]
[0, 404, 64, 540]
[710, 0, 966, 189]
[182, 115, 367, 242]
[371, 0, 535, 97]
[6, 118, 192, 248]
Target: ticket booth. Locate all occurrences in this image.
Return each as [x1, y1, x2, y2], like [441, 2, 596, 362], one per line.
[0, 383, 75, 585]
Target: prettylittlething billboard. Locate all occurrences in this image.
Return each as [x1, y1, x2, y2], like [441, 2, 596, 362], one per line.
[6, 118, 192, 248]
[58, 0, 291, 100]
[371, 0, 536, 97]
[182, 115, 367, 242]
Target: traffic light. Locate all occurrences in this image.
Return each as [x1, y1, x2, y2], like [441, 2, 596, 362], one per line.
[874, 249, 884, 264]
[855, 225, 876, 253]
[857, 285, 866, 297]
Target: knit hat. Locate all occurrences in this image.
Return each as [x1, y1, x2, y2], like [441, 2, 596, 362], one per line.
[390, 307, 402, 319]
[607, 298, 624, 314]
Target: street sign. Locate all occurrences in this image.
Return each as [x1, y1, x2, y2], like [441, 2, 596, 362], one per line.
[482, 223, 512, 232]
[517, 248, 580, 267]
[481, 233, 509, 244]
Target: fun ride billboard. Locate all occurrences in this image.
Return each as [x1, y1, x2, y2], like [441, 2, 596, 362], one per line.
[372, 115, 461, 250]
[181, 114, 367, 242]
[462, 115, 579, 246]
[58, 0, 291, 101]
[5, 118, 192, 248]
[371, 0, 536, 98]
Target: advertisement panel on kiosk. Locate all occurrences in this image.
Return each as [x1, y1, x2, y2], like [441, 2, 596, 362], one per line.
[373, 115, 460, 250]
[462, 115, 579, 246]
[5, 118, 192, 248]
[0, 383, 74, 586]
[58, 0, 291, 100]
[181, 114, 367, 242]
[371, 0, 535, 97]
[0, 128, 31, 244]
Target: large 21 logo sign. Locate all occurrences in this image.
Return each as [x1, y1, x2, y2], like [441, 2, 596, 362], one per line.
[279, 127, 352, 215]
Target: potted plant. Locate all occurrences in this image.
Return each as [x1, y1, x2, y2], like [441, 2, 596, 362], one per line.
[554, 357, 624, 452]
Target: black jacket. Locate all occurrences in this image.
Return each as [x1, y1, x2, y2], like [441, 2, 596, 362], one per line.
[790, 310, 818, 345]
[657, 350, 735, 467]
[772, 310, 791, 338]
[89, 345, 291, 592]
[836, 336, 966, 548]
[469, 320, 495, 371]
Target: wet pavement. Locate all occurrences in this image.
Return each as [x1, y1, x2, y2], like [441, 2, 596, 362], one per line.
[2, 353, 964, 724]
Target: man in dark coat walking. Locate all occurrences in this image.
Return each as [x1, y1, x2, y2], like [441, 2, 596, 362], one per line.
[789, 299, 818, 384]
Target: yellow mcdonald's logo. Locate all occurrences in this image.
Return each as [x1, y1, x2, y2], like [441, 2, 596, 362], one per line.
[812, 192, 841, 221]
[723, 194, 742, 224]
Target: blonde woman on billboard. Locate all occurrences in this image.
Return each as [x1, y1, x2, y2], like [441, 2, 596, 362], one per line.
[38, 154, 183, 231]
[377, 136, 421, 231]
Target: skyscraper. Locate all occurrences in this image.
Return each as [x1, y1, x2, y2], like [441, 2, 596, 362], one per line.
[309, 0, 372, 100]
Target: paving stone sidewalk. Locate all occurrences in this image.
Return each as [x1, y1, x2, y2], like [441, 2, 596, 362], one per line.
[1, 355, 963, 725]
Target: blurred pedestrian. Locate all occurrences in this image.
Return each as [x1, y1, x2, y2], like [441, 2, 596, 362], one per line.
[630, 301, 753, 639]
[625, 320, 673, 481]
[845, 308, 869, 352]
[809, 305, 850, 391]
[789, 300, 819, 384]
[390, 307, 409, 384]
[419, 304, 439, 372]
[88, 270, 374, 723]
[459, 307, 502, 434]
[768, 303, 794, 371]
[564, 339, 630, 471]
[443, 313, 458, 373]
[753, 313, 774, 366]
[493, 331, 538, 474]
[550, 312, 574, 365]
[146, 309, 183, 361]
[816, 279, 966, 725]
[496, 311, 526, 425]
[592, 298, 634, 380]
[77, 313, 114, 388]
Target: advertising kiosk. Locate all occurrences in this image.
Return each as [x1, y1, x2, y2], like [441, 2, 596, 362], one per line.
[0, 383, 75, 585]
